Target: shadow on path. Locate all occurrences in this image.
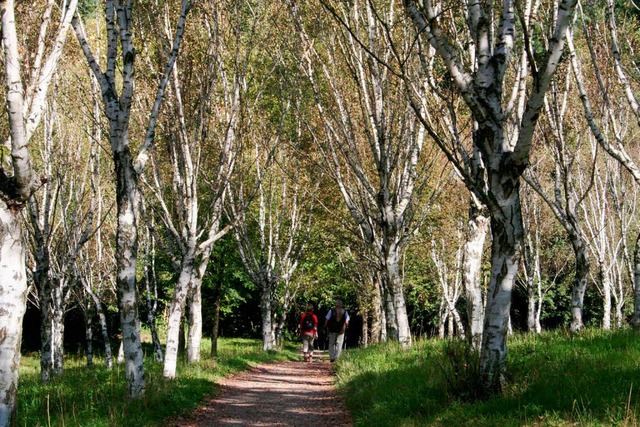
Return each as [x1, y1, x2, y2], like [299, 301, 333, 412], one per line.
[173, 350, 352, 426]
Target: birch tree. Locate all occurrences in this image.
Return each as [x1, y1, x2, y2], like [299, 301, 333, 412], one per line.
[431, 233, 465, 338]
[144, 0, 247, 379]
[229, 133, 316, 351]
[292, 1, 445, 348]
[566, 0, 640, 328]
[403, 0, 577, 390]
[75, 72, 117, 369]
[341, 246, 385, 345]
[27, 91, 97, 382]
[522, 66, 593, 332]
[72, 0, 193, 397]
[0, 0, 78, 423]
[578, 147, 635, 330]
[520, 186, 544, 333]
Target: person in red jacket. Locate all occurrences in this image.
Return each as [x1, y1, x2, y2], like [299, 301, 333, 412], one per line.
[299, 303, 318, 362]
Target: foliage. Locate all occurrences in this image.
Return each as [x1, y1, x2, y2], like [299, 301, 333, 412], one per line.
[16, 338, 298, 426]
[78, 0, 98, 18]
[335, 329, 640, 426]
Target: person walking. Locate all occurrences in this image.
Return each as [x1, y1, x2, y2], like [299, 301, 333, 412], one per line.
[299, 303, 318, 362]
[324, 299, 350, 362]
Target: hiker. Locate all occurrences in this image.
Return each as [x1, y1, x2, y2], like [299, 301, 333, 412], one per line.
[299, 303, 318, 362]
[324, 299, 350, 362]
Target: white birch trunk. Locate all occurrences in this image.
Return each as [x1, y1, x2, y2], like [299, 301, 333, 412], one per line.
[51, 291, 65, 375]
[480, 179, 524, 390]
[85, 286, 113, 370]
[39, 283, 54, 382]
[404, 0, 577, 392]
[386, 251, 412, 348]
[292, 3, 434, 349]
[599, 261, 612, 330]
[163, 251, 196, 379]
[73, 0, 192, 395]
[383, 283, 397, 341]
[438, 300, 446, 339]
[187, 278, 203, 363]
[0, 0, 76, 421]
[113, 141, 146, 396]
[85, 304, 94, 367]
[633, 234, 640, 329]
[0, 206, 28, 426]
[463, 201, 488, 348]
[260, 280, 275, 351]
[370, 276, 383, 344]
[143, 224, 163, 362]
[117, 341, 124, 364]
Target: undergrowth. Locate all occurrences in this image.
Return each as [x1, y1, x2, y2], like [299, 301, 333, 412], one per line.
[334, 328, 640, 426]
[16, 338, 298, 427]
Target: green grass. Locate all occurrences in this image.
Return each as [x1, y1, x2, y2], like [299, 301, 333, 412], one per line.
[16, 338, 298, 427]
[334, 329, 640, 426]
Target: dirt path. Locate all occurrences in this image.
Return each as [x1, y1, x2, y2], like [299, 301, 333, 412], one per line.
[173, 350, 353, 426]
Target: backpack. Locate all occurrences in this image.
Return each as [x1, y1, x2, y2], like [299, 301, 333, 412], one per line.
[327, 309, 346, 333]
[302, 313, 315, 331]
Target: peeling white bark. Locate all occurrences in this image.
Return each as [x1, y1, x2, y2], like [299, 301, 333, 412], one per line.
[404, 0, 577, 391]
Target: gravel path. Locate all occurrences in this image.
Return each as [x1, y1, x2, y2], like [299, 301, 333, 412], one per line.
[173, 350, 353, 426]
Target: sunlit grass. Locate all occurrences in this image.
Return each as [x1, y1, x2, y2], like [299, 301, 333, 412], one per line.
[16, 338, 298, 427]
[335, 329, 640, 426]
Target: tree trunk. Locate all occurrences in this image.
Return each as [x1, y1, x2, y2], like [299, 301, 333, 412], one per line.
[0, 207, 28, 427]
[370, 279, 383, 344]
[632, 231, 640, 329]
[51, 293, 65, 376]
[144, 227, 163, 362]
[260, 279, 275, 351]
[40, 297, 64, 383]
[463, 200, 488, 349]
[361, 313, 369, 347]
[211, 288, 221, 358]
[114, 147, 146, 397]
[527, 283, 537, 333]
[85, 304, 94, 367]
[383, 283, 397, 342]
[382, 243, 413, 349]
[438, 300, 446, 339]
[40, 294, 54, 383]
[599, 261, 612, 330]
[163, 252, 195, 379]
[87, 288, 113, 369]
[187, 279, 203, 363]
[570, 242, 590, 332]
[480, 172, 524, 393]
[117, 341, 124, 364]
[147, 311, 163, 363]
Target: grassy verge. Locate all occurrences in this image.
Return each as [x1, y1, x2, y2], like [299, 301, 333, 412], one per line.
[335, 329, 640, 426]
[16, 338, 298, 427]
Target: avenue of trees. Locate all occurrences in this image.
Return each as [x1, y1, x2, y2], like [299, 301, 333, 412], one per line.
[2, 0, 640, 424]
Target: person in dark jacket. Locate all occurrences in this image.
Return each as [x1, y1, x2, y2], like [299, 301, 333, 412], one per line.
[324, 299, 350, 362]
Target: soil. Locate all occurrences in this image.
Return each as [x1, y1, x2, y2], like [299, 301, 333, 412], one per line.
[173, 350, 353, 426]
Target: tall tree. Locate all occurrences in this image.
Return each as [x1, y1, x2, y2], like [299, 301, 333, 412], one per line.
[566, 0, 640, 328]
[72, 0, 193, 397]
[0, 0, 78, 423]
[522, 66, 592, 333]
[229, 131, 316, 351]
[27, 91, 97, 383]
[431, 232, 465, 338]
[292, 1, 445, 348]
[146, 0, 246, 379]
[403, 0, 577, 391]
